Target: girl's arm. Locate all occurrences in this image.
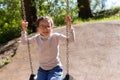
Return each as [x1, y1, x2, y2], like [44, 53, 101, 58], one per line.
[58, 29, 75, 43]
[21, 20, 36, 44]
[58, 16, 75, 43]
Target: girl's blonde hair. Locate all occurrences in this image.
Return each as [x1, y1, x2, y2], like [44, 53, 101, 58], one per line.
[36, 16, 54, 27]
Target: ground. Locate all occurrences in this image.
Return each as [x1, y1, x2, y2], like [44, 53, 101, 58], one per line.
[0, 20, 120, 80]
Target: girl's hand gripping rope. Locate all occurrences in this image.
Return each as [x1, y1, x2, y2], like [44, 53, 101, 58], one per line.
[65, 15, 72, 30]
[21, 19, 28, 32]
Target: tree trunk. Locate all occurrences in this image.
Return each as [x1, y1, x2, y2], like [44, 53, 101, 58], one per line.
[22, 0, 37, 32]
[77, 0, 93, 19]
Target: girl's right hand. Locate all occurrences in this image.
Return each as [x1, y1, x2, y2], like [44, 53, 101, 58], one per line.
[21, 20, 28, 32]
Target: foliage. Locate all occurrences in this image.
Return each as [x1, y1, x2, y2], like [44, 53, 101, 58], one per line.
[36, 0, 78, 26]
[0, 0, 21, 44]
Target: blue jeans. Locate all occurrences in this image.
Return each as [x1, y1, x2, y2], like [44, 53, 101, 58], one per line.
[37, 66, 63, 80]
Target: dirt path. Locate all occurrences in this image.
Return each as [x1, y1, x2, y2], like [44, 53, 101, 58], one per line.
[0, 20, 120, 80]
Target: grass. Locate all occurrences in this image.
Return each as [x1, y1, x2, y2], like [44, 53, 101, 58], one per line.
[73, 15, 120, 24]
[0, 58, 11, 68]
[73, 7, 120, 24]
[0, 48, 17, 69]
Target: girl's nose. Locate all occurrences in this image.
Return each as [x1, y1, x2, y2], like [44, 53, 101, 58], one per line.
[43, 28, 49, 31]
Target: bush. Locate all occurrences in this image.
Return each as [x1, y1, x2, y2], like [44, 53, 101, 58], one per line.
[0, 0, 21, 45]
[0, 22, 21, 44]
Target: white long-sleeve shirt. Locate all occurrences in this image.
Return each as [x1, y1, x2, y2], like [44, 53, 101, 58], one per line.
[21, 29, 75, 70]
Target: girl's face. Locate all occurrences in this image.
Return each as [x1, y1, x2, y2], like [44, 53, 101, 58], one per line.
[37, 20, 52, 37]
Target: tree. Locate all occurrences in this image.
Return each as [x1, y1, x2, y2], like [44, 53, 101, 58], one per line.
[22, 0, 37, 32]
[77, 0, 93, 19]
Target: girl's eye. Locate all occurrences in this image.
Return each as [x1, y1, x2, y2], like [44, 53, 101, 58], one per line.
[39, 25, 51, 29]
[47, 26, 50, 28]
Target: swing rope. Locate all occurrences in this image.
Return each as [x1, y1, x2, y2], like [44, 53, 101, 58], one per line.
[63, 0, 74, 80]
[66, 0, 69, 75]
[21, 0, 34, 75]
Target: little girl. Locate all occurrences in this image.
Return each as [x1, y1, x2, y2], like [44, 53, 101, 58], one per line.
[21, 16, 75, 80]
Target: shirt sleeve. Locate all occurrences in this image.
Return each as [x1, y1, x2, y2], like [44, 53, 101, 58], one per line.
[21, 31, 37, 45]
[58, 28, 75, 43]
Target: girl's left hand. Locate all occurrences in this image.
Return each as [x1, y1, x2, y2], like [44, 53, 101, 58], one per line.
[65, 15, 72, 29]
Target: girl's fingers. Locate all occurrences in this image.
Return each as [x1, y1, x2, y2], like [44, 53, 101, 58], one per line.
[65, 16, 72, 29]
[65, 16, 71, 22]
[22, 21, 28, 27]
[21, 19, 28, 31]
[24, 22, 28, 27]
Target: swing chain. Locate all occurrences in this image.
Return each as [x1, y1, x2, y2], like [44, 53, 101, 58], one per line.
[21, 0, 26, 21]
[66, 0, 69, 75]
[21, 0, 34, 74]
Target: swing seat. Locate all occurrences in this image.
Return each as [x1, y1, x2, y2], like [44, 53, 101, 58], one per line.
[29, 74, 36, 80]
[63, 73, 74, 80]
[29, 73, 74, 80]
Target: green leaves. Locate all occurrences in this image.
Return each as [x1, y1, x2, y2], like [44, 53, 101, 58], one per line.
[0, 0, 21, 44]
[36, 0, 77, 26]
